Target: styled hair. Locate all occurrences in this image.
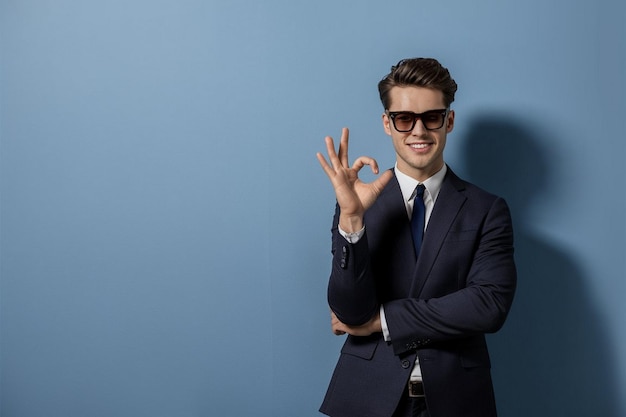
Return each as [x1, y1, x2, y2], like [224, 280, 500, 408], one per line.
[378, 58, 458, 110]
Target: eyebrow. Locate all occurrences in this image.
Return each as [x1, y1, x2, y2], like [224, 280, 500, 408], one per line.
[387, 109, 447, 114]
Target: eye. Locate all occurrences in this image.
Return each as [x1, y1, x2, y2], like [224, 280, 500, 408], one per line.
[423, 112, 442, 123]
[395, 114, 414, 123]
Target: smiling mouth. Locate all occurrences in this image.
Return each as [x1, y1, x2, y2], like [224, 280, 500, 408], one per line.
[409, 143, 431, 149]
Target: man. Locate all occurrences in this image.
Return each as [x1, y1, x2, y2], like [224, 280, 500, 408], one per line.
[316, 58, 517, 417]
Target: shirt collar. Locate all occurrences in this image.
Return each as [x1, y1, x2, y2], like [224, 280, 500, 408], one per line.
[394, 163, 447, 204]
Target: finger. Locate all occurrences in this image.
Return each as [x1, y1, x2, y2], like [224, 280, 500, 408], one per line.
[331, 321, 346, 335]
[324, 135, 343, 170]
[317, 137, 340, 177]
[330, 311, 347, 335]
[368, 158, 380, 175]
[337, 127, 350, 168]
[351, 156, 379, 174]
[316, 152, 333, 177]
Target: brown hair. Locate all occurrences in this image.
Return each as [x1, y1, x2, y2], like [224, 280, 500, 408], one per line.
[377, 58, 458, 110]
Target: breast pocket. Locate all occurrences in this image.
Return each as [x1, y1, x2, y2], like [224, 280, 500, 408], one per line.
[341, 335, 380, 360]
[446, 229, 478, 242]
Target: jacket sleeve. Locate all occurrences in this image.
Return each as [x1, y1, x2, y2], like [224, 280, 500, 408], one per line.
[326, 204, 380, 326]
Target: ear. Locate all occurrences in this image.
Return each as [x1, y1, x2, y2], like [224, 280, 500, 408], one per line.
[446, 110, 455, 133]
[382, 113, 392, 136]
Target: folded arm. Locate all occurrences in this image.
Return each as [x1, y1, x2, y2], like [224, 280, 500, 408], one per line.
[384, 197, 517, 354]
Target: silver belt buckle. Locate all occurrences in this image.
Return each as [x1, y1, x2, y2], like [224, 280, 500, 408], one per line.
[408, 381, 425, 398]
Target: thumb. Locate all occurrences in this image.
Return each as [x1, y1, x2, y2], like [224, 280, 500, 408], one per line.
[372, 169, 394, 194]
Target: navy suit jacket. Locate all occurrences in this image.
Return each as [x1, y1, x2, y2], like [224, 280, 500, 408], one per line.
[320, 167, 516, 417]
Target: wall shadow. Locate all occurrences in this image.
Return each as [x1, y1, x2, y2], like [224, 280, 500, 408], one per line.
[459, 115, 621, 416]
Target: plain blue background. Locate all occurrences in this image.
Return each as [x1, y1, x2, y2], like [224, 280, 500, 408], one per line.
[1, 1, 624, 416]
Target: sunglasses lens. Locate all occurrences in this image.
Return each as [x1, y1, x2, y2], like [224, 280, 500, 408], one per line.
[422, 111, 445, 130]
[393, 113, 416, 131]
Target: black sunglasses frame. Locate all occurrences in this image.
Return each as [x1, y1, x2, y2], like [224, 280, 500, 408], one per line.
[387, 109, 449, 132]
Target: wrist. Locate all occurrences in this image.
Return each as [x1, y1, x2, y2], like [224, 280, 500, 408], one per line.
[370, 313, 382, 334]
[339, 214, 364, 233]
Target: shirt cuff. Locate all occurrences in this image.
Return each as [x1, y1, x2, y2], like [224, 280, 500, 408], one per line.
[380, 305, 391, 341]
[338, 225, 365, 243]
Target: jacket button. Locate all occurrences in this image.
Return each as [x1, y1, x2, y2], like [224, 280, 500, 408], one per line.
[340, 246, 348, 269]
[401, 360, 411, 369]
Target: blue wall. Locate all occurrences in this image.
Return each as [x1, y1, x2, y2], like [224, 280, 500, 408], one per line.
[1, 1, 624, 416]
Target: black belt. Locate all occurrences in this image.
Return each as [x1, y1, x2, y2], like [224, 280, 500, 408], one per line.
[408, 381, 425, 398]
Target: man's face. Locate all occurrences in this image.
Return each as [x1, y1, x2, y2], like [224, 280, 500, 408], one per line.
[382, 86, 454, 182]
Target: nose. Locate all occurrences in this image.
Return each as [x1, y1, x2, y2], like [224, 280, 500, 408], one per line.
[411, 117, 427, 135]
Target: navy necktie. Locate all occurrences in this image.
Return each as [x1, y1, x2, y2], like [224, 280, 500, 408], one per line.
[411, 184, 426, 257]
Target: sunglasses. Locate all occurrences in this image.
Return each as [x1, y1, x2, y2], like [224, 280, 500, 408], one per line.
[387, 109, 448, 132]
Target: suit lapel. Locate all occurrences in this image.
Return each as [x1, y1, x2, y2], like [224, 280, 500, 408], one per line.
[409, 169, 467, 297]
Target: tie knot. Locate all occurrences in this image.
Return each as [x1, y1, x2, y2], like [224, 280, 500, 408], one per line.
[414, 184, 425, 200]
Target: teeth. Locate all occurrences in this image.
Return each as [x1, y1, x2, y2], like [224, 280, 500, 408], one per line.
[410, 144, 429, 149]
